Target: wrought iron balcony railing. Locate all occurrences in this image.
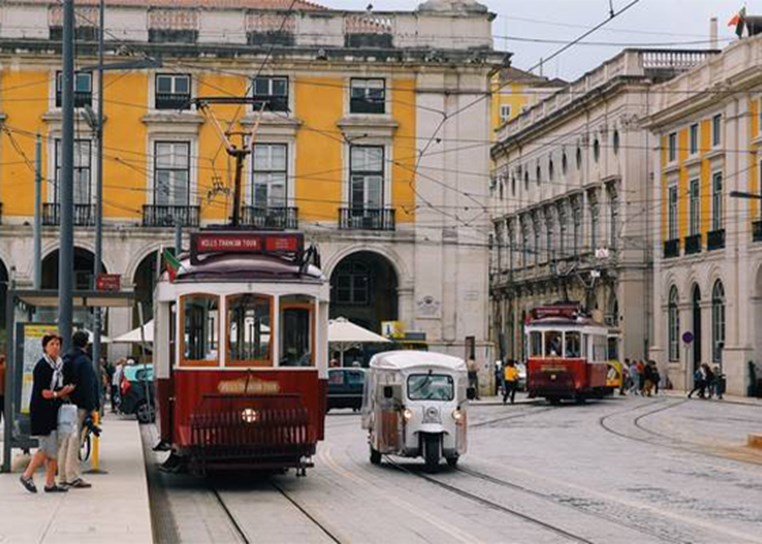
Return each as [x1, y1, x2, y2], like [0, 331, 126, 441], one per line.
[42, 203, 95, 226]
[241, 206, 298, 230]
[707, 228, 725, 251]
[684, 233, 702, 255]
[663, 238, 680, 259]
[338, 207, 395, 231]
[155, 92, 191, 110]
[142, 204, 200, 227]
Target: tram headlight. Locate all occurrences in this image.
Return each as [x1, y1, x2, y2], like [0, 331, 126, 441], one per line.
[451, 409, 464, 422]
[241, 408, 259, 423]
[402, 408, 414, 421]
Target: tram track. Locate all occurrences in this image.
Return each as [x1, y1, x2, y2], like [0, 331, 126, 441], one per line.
[384, 456, 596, 544]
[209, 486, 252, 544]
[270, 480, 344, 544]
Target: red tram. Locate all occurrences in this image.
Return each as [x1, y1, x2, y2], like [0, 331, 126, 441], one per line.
[153, 231, 329, 475]
[525, 303, 609, 404]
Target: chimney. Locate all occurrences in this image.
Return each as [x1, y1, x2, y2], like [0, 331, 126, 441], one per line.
[710, 17, 718, 49]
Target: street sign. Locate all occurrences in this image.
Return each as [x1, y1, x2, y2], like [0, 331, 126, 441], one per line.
[96, 273, 121, 291]
[682, 331, 694, 344]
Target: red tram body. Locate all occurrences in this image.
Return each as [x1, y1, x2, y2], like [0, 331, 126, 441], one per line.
[154, 231, 329, 475]
[525, 303, 609, 404]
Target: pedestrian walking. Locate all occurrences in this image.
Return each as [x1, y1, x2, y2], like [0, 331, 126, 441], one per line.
[19, 333, 74, 493]
[502, 360, 519, 404]
[111, 357, 125, 413]
[0, 354, 6, 425]
[628, 360, 640, 395]
[619, 358, 629, 396]
[467, 358, 480, 400]
[494, 360, 503, 396]
[688, 365, 706, 399]
[58, 331, 96, 489]
[643, 363, 655, 397]
[705, 364, 716, 399]
[712, 365, 725, 399]
[650, 361, 661, 395]
[636, 360, 646, 395]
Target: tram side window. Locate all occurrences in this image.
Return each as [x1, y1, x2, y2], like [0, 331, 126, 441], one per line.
[564, 331, 581, 358]
[182, 295, 219, 363]
[544, 331, 562, 357]
[607, 337, 619, 360]
[280, 295, 313, 367]
[227, 295, 271, 365]
[593, 335, 607, 362]
[582, 334, 589, 358]
[529, 331, 543, 357]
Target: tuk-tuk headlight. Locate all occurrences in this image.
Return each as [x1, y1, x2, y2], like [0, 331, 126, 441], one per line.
[402, 408, 413, 421]
[452, 409, 464, 422]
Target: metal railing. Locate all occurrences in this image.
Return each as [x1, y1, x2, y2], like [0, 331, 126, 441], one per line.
[241, 206, 298, 230]
[55, 90, 91, 109]
[42, 203, 95, 226]
[155, 92, 191, 110]
[707, 229, 725, 251]
[663, 238, 680, 259]
[338, 207, 395, 231]
[684, 233, 702, 255]
[753, 220, 762, 242]
[142, 204, 200, 227]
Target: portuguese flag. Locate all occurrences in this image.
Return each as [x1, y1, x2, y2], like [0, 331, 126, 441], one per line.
[163, 248, 183, 282]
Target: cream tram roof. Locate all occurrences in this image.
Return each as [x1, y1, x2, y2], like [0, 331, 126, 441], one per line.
[369, 350, 467, 373]
[160, 253, 324, 284]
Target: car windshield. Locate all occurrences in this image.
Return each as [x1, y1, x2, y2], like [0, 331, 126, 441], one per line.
[407, 374, 454, 401]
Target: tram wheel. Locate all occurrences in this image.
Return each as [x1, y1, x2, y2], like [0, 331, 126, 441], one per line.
[370, 446, 382, 465]
[423, 434, 441, 472]
[445, 455, 459, 468]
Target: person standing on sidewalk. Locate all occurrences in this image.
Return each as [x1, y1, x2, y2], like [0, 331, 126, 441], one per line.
[19, 334, 74, 493]
[502, 360, 519, 405]
[111, 357, 125, 413]
[58, 331, 96, 489]
[467, 358, 480, 400]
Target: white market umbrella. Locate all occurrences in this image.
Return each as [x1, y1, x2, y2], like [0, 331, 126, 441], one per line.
[112, 320, 154, 344]
[328, 317, 390, 366]
[81, 328, 111, 344]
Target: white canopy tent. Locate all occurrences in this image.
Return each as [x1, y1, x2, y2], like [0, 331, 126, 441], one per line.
[328, 317, 391, 366]
[81, 328, 111, 344]
[112, 320, 154, 344]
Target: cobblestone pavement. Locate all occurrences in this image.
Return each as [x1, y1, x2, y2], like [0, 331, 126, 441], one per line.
[148, 394, 762, 543]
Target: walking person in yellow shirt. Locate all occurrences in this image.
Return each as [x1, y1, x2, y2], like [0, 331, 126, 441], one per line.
[503, 360, 520, 405]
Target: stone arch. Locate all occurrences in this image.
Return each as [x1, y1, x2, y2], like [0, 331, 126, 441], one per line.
[40, 246, 108, 290]
[323, 244, 410, 286]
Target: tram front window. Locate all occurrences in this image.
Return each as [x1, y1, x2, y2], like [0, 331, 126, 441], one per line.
[280, 295, 313, 367]
[228, 295, 271, 365]
[529, 331, 543, 357]
[565, 331, 581, 358]
[182, 295, 219, 363]
[545, 331, 562, 357]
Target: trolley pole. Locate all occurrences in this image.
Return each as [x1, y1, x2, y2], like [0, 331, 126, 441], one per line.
[58, 0, 76, 348]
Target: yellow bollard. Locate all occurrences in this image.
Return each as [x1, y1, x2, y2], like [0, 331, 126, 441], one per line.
[84, 411, 107, 474]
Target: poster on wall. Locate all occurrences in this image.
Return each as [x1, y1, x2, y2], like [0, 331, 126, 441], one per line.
[18, 324, 59, 415]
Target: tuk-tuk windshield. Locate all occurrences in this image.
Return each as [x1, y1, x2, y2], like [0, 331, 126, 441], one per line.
[407, 374, 454, 401]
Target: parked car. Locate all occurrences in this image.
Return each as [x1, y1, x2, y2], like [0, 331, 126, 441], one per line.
[327, 368, 366, 412]
[120, 364, 155, 423]
[516, 362, 527, 391]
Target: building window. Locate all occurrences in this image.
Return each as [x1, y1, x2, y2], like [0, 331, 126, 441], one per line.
[521, 224, 529, 268]
[56, 71, 92, 108]
[252, 144, 287, 207]
[689, 178, 700, 236]
[252, 76, 288, 112]
[350, 146, 384, 209]
[350, 78, 385, 114]
[546, 211, 554, 260]
[54, 139, 91, 204]
[536, 164, 541, 186]
[590, 200, 599, 250]
[511, 176, 516, 196]
[668, 286, 680, 362]
[613, 130, 620, 155]
[155, 74, 191, 110]
[712, 171, 723, 231]
[154, 141, 190, 206]
[499, 104, 511, 123]
[576, 147, 582, 170]
[712, 114, 722, 147]
[668, 185, 678, 240]
[524, 171, 529, 191]
[609, 193, 619, 250]
[689, 123, 699, 155]
[572, 199, 582, 255]
[335, 261, 370, 305]
[711, 280, 725, 363]
[562, 153, 568, 175]
[668, 132, 677, 162]
[593, 139, 600, 162]
[548, 159, 554, 181]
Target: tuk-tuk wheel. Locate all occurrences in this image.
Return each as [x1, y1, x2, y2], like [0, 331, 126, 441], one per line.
[370, 447, 382, 465]
[446, 456, 458, 468]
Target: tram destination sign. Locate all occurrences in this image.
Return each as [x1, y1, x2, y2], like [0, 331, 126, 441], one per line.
[191, 232, 304, 264]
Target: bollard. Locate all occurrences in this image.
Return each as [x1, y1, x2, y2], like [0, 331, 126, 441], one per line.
[84, 411, 108, 474]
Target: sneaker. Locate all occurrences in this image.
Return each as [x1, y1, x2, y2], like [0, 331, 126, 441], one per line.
[19, 475, 37, 493]
[44, 484, 68, 493]
[67, 478, 92, 489]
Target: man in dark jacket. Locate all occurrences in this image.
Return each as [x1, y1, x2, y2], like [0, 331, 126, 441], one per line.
[58, 330, 96, 488]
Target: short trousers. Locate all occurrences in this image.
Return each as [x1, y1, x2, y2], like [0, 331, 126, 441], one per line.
[36, 431, 59, 459]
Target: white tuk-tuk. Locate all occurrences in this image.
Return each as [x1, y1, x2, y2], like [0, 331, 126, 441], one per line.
[361, 351, 475, 471]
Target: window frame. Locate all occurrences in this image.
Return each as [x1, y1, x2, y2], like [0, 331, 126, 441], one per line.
[668, 184, 679, 240]
[251, 143, 288, 208]
[279, 296, 315, 367]
[153, 140, 191, 206]
[711, 114, 722, 147]
[350, 78, 386, 115]
[668, 132, 677, 163]
[179, 293, 221, 368]
[56, 71, 93, 108]
[349, 145, 385, 210]
[668, 286, 680, 362]
[499, 104, 511, 123]
[334, 260, 371, 305]
[689, 178, 700, 236]
[712, 171, 723, 231]
[155, 73, 191, 110]
[711, 281, 725, 364]
[689, 123, 699, 155]
[225, 293, 274, 368]
[252, 75, 289, 112]
[53, 138, 92, 204]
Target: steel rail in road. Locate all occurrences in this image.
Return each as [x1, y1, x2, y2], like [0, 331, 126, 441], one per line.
[270, 481, 344, 544]
[209, 487, 252, 544]
[384, 456, 595, 544]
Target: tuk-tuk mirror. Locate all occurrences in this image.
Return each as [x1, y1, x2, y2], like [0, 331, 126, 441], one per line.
[466, 387, 476, 400]
[383, 385, 394, 399]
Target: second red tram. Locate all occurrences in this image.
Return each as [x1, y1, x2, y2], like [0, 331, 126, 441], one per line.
[525, 303, 609, 404]
[153, 231, 329, 475]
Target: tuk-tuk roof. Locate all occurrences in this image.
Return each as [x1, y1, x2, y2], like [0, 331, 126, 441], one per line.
[369, 350, 467, 372]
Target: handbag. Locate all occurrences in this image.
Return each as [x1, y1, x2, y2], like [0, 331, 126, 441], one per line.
[57, 403, 78, 436]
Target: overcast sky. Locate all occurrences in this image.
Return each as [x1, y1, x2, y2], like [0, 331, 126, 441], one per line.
[321, 0, 746, 80]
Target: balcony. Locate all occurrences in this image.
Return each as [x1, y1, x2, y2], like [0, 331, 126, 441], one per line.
[663, 239, 680, 259]
[753, 220, 762, 242]
[707, 229, 725, 251]
[684, 233, 702, 255]
[155, 92, 191, 110]
[42, 203, 95, 226]
[252, 95, 288, 112]
[241, 206, 298, 230]
[350, 98, 385, 115]
[55, 90, 92, 109]
[142, 205, 200, 227]
[338, 207, 395, 231]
